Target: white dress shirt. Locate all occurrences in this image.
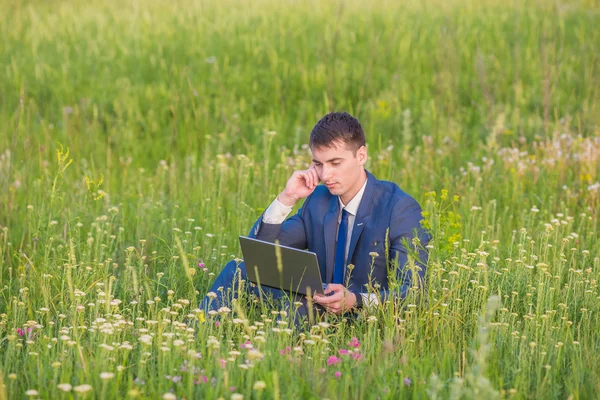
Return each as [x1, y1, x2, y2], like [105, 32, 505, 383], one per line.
[262, 177, 378, 308]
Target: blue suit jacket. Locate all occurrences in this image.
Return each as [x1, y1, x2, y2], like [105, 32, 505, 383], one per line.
[248, 170, 430, 301]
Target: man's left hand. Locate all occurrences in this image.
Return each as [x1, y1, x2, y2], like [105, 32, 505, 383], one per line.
[311, 284, 357, 314]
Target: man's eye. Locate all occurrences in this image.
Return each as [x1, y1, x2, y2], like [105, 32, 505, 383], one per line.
[332, 162, 340, 166]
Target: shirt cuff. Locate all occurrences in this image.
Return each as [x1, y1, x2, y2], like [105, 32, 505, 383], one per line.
[262, 196, 293, 224]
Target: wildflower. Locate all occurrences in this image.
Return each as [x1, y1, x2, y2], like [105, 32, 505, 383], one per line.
[231, 394, 243, 400]
[327, 356, 341, 366]
[348, 337, 360, 348]
[25, 390, 39, 396]
[57, 383, 72, 392]
[404, 377, 411, 386]
[139, 335, 153, 345]
[240, 341, 253, 349]
[247, 349, 263, 360]
[253, 381, 267, 390]
[335, 371, 342, 378]
[198, 262, 205, 268]
[162, 393, 177, 400]
[73, 384, 93, 394]
[119, 343, 133, 350]
[100, 372, 115, 380]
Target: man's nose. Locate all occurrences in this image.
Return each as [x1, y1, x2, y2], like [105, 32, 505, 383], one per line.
[321, 166, 332, 181]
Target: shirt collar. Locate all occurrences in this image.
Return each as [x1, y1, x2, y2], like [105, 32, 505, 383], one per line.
[338, 176, 368, 216]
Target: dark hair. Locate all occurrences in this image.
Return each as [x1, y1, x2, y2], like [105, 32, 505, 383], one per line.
[309, 112, 366, 153]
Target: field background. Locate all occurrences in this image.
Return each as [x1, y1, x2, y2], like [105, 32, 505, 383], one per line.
[1, 0, 600, 398]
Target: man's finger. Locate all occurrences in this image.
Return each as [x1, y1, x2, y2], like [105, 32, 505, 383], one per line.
[325, 304, 339, 314]
[312, 168, 320, 185]
[300, 171, 310, 188]
[330, 305, 344, 314]
[325, 284, 344, 293]
[314, 292, 343, 305]
[307, 171, 315, 189]
[303, 171, 314, 189]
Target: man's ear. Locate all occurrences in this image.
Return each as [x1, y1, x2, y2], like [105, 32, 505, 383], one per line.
[357, 146, 367, 166]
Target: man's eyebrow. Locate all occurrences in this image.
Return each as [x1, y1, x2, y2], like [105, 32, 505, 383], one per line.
[312, 158, 343, 163]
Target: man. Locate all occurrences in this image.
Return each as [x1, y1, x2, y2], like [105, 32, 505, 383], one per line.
[201, 112, 429, 318]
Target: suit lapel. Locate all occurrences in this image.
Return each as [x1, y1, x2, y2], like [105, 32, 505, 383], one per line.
[324, 198, 340, 283]
[346, 171, 376, 268]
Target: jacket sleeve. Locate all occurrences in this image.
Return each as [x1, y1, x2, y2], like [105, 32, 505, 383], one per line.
[378, 197, 430, 302]
[247, 194, 312, 250]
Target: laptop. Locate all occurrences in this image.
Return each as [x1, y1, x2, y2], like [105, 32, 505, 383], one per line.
[239, 236, 326, 296]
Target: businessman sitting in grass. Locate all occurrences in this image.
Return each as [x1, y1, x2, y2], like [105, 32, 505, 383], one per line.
[201, 112, 429, 321]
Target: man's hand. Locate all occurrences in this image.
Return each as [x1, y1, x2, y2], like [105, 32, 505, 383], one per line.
[311, 284, 357, 314]
[278, 163, 321, 206]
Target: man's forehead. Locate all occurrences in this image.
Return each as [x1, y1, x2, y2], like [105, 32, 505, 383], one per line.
[311, 144, 353, 162]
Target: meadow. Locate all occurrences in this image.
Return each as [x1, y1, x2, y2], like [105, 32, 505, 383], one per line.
[1, 0, 600, 398]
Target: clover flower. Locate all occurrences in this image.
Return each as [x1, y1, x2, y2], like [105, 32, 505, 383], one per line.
[327, 356, 341, 366]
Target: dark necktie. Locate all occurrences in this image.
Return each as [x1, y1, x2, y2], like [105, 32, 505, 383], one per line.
[333, 209, 350, 284]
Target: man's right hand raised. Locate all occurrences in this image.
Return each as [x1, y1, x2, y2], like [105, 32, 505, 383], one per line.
[277, 163, 321, 207]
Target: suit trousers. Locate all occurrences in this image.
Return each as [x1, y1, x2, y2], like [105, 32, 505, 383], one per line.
[199, 260, 327, 328]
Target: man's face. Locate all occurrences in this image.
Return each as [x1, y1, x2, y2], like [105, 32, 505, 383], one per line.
[311, 140, 367, 202]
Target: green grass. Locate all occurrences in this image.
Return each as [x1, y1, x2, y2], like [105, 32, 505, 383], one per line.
[1, 0, 600, 398]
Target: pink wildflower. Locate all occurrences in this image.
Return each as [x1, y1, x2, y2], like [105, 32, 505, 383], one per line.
[327, 356, 342, 366]
[348, 337, 360, 348]
[338, 349, 349, 355]
[335, 371, 342, 378]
